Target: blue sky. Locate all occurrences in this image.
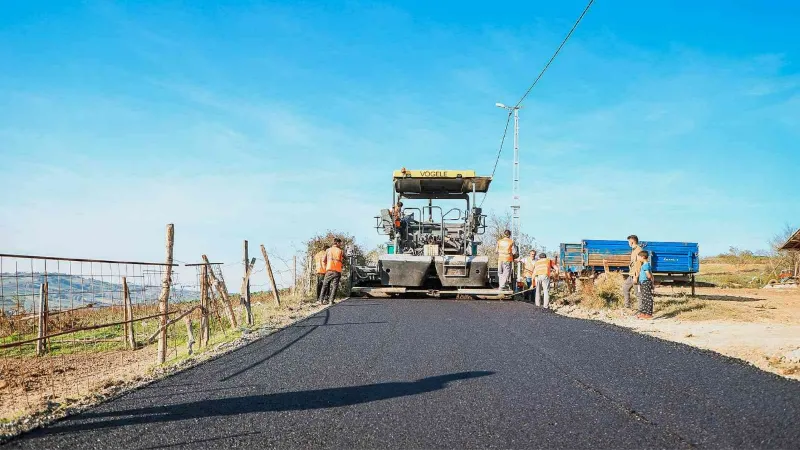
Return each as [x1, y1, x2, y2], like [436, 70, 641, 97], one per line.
[1, 1, 798, 286]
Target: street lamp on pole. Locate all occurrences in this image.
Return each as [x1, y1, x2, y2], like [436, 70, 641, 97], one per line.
[495, 102, 521, 245]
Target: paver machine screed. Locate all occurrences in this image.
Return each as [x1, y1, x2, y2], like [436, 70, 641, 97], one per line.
[348, 169, 513, 299]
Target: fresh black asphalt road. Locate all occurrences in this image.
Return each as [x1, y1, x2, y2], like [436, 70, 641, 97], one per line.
[7, 299, 800, 449]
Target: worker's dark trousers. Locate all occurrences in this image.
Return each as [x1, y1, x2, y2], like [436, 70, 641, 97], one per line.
[316, 274, 325, 300]
[318, 270, 342, 304]
[622, 275, 638, 308]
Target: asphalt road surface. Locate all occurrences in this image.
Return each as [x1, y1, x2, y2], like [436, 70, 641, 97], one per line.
[8, 299, 800, 449]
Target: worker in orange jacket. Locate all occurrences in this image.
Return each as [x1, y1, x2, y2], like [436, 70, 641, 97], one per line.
[313, 248, 327, 300]
[497, 229, 515, 290]
[318, 238, 345, 305]
[392, 201, 404, 228]
[533, 253, 558, 308]
[519, 249, 538, 301]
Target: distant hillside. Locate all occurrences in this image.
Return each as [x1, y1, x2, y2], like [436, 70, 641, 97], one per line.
[0, 273, 200, 313]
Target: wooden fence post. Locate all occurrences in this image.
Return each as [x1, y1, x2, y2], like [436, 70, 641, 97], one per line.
[200, 265, 209, 347]
[157, 224, 175, 364]
[185, 317, 195, 355]
[202, 255, 238, 328]
[36, 283, 48, 356]
[242, 240, 254, 326]
[305, 255, 311, 296]
[260, 245, 281, 307]
[242, 257, 256, 325]
[122, 277, 136, 349]
[292, 255, 297, 297]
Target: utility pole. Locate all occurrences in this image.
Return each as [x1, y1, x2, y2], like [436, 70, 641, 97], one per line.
[495, 102, 521, 243]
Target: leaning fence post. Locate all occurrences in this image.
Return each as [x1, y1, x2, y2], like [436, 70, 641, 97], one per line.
[36, 282, 48, 356]
[157, 224, 175, 364]
[184, 317, 195, 355]
[260, 245, 281, 307]
[206, 271, 228, 337]
[202, 255, 238, 328]
[122, 277, 136, 349]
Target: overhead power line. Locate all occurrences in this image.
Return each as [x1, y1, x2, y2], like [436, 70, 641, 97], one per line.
[480, 110, 513, 208]
[480, 0, 595, 208]
[514, 0, 596, 108]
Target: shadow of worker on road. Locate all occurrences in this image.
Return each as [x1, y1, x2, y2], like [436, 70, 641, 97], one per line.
[38, 371, 495, 435]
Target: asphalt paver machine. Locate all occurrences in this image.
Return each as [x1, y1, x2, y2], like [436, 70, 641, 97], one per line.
[349, 169, 513, 299]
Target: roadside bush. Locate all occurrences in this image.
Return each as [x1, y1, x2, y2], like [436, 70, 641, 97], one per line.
[596, 272, 625, 304]
[578, 272, 625, 309]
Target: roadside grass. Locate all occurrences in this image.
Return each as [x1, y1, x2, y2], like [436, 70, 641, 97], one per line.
[696, 271, 767, 289]
[1, 303, 177, 357]
[652, 294, 707, 319]
[0, 290, 316, 359]
[553, 263, 781, 323]
[698, 256, 792, 288]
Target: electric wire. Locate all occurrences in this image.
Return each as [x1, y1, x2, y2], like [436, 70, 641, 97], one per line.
[480, 0, 595, 207]
[513, 0, 595, 108]
[479, 110, 513, 208]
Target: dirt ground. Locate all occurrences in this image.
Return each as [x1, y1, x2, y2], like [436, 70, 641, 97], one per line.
[0, 347, 158, 422]
[554, 285, 800, 380]
[0, 299, 326, 425]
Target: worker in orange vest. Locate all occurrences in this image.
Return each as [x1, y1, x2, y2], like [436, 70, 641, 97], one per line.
[496, 229, 515, 290]
[533, 253, 558, 308]
[519, 249, 538, 301]
[313, 248, 327, 300]
[392, 201, 404, 228]
[318, 238, 345, 305]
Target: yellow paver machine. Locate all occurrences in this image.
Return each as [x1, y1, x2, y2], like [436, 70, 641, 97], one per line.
[348, 169, 513, 299]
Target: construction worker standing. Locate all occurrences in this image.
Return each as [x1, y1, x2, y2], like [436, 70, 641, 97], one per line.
[392, 201, 404, 228]
[318, 238, 345, 305]
[520, 249, 537, 301]
[497, 230, 515, 290]
[622, 234, 643, 310]
[533, 253, 557, 308]
[313, 248, 327, 300]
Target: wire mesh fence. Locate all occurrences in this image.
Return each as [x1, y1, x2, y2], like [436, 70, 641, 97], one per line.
[0, 246, 319, 424]
[0, 253, 186, 354]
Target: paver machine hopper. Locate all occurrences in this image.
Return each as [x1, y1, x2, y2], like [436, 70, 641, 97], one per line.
[348, 169, 513, 299]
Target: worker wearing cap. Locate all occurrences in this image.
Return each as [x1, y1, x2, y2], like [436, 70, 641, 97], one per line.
[313, 248, 327, 301]
[319, 238, 345, 305]
[497, 230, 515, 290]
[533, 253, 558, 308]
[520, 249, 538, 301]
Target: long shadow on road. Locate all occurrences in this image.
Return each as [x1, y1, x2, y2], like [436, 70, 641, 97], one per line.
[217, 307, 333, 382]
[37, 371, 494, 436]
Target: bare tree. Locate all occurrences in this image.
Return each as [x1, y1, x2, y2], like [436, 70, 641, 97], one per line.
[477, 211, 541, 266]
[365, 244, 386, 264]
[767, 224, 799, 278]
[303, 231, 367, 295]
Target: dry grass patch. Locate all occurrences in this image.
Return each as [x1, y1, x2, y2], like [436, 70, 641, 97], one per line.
[569, 272, 626, 309]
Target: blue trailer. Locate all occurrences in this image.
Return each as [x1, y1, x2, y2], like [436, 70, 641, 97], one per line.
[558, 240, 700, 293]
[559, 243, 583, 273]
[643, 241, 700, 294]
